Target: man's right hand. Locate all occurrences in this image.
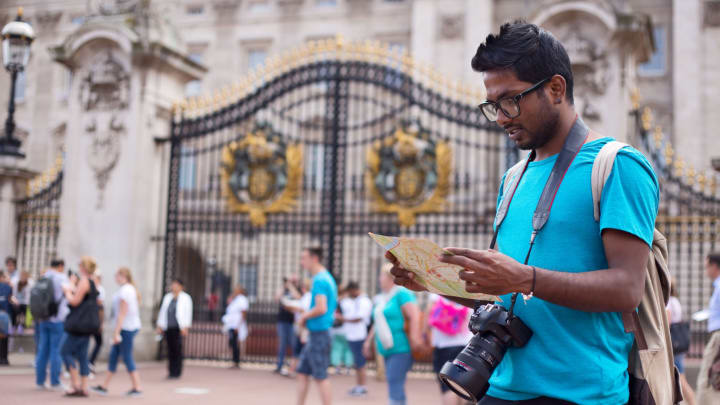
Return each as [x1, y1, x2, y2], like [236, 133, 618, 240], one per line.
[385, 252, 427, 292]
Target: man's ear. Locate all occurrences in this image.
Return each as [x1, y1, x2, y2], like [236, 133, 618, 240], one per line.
[547, 74, 566, 103]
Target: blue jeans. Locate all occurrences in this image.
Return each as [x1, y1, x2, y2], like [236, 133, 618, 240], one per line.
[674, 353, 685, 373]
[61, 334, 90, 376]
[108, 330, 138, 373]
[276, 321, 295, 370]
[384, 351, 414, 405]
[35, 321, 65, 387]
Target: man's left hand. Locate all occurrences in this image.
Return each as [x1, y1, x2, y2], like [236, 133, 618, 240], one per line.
[181, 328, 189, 337]
[440, 248, 532, 296]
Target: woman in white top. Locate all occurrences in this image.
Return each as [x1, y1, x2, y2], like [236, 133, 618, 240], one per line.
[91, 267, 142, 397]
[223, 285, 249, 368]
[426, 294, 473, 405]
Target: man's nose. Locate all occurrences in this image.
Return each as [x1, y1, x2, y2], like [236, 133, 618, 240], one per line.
[495, 108, 511, 127]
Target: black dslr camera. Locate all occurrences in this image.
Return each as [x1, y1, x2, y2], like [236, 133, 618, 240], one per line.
[438, 303, 533, 403]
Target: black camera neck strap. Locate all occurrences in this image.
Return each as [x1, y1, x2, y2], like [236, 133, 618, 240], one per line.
[489, 116, 589, 313]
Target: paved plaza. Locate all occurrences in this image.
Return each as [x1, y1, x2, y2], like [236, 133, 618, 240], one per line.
[0, 353, 442, 405]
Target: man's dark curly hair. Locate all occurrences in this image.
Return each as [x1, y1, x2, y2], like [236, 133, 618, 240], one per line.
[472, 20, 574, 104]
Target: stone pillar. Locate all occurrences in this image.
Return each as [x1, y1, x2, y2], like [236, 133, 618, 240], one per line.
[0, 162, 34, 263]
[51, 11, 204, 359]
[672, 0, 703, 165]
[463, 0, 493, 83]
[411, 0, 436, 66]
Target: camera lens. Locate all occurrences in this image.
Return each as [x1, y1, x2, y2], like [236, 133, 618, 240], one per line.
[438, 333, 507, 402]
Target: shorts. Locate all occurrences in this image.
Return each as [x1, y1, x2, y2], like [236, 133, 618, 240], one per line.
[297, 330, 331, 380]
[347, 339, 367, 368]
[432, 345, 464, 393]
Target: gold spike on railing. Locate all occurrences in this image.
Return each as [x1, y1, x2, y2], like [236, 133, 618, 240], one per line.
[653, 125, 663, 147]
[641, 107, 652, 131]
[631, 88, 640, 110]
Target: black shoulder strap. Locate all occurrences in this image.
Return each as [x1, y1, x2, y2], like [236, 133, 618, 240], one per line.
[491, 116, 589, 249]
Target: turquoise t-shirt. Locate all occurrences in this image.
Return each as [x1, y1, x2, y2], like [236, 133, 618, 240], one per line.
[375, 288, 417, 357]
[306, 270, 338, 332]
[487, 138, 659, 405]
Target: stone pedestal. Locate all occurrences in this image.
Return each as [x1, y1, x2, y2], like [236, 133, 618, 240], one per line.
[50, 9, 204, 360]
[0, 161, 35, 264]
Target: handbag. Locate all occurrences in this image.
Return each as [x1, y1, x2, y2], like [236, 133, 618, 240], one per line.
[669, 321, 690, 354]
[64, 279, 100, 335]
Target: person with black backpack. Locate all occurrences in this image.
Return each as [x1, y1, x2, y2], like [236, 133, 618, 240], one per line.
[33, 259, 68, 391]
[60, 256, 100, 397]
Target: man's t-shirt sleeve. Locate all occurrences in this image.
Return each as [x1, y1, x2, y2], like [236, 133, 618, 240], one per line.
[598, 147, 659, 247]
[312, 278, 329, 308]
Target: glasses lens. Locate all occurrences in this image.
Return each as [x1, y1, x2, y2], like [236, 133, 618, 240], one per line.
[498, 98, 520, 118]
[480, 103, 498, 121]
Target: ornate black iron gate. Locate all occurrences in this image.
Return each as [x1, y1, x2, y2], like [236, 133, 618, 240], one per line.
[161, 40, 510, 363]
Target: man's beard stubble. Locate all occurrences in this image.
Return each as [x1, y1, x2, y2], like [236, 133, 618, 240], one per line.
[517, 95, 559, 151]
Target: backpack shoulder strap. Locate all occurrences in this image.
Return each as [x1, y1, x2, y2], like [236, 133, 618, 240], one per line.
[502, 159, 527, 197]
[495, 159, 527, 228]
[591, 140, 629, 222]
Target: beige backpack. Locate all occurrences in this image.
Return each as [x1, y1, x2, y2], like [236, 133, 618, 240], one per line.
[592, 141, 682, 405]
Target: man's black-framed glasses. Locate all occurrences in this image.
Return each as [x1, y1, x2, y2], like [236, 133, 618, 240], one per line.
[478, 77, 552, 122]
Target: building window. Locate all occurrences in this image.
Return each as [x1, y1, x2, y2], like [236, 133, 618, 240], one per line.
[60, 68, 73, 101]
[317, 0, 337, 6]
[248, 0, 270, 13]
[638, 27, 666, 76]
[248, 49, 267, 70]
[71, 15, 85, 25]
[179, 147, 197, 190]
[186, 4, 204, 15]
[185, 80, 202, 97]
[236, 263, 258, 299]
[189, 52, 203, 65]
[14, 71, 26, 102]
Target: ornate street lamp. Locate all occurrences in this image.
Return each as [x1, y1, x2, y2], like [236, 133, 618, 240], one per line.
[1, 8, 34, 158]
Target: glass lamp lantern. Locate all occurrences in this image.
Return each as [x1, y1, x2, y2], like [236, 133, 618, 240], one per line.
[1, 10, 35, 73]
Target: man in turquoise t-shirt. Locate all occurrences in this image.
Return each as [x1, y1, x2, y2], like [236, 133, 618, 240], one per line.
[387, 22, 659, 405]
[296, 247, 338, 405]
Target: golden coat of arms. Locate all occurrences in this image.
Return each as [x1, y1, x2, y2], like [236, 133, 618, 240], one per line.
[221, 124, 303, 226]
[365, 120, 452, 226]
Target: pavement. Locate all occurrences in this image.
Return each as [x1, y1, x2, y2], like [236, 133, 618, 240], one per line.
[0, 353, 443, 405]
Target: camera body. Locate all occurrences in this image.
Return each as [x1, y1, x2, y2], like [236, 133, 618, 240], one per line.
[438, 304, 532, 402]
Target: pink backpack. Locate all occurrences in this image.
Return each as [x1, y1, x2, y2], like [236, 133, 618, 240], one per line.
[428, 297, 469, 336]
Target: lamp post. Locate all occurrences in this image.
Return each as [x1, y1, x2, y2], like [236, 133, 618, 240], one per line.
[1, 8, 34, 158]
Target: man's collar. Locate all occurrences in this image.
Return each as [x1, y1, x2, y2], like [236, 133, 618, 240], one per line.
[714, 277, 720, 289]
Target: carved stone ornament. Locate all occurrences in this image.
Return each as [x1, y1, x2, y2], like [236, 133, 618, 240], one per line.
[438, 14, 464, 40]
[86, 115, 125, 209]
[35, 11, 63, 28]
[88, 0, 139, 16]
[79, 51, 130, 112]
[221, 123, 303, 227]
[560, 27, 611, 121]
[706, 1, 720, 27]
[365, 120, 451, 227]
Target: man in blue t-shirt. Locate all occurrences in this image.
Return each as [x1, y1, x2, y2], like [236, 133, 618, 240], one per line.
[387, 22, 659, 405]
[296, 247, 338, 405]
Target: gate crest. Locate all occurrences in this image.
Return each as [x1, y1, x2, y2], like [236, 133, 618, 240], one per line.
[220, 123, 303, 227]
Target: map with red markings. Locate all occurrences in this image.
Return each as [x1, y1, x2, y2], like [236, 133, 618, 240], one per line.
[369, 232, 499, 301]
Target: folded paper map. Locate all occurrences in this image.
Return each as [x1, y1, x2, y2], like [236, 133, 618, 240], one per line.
[369, 233, 499, 301]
